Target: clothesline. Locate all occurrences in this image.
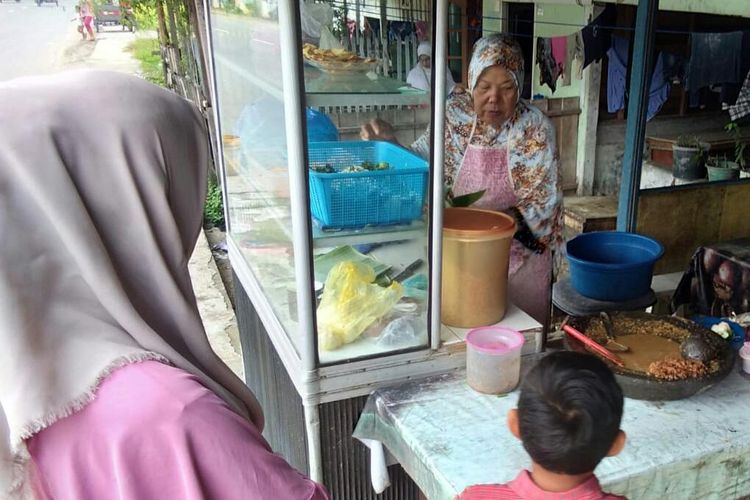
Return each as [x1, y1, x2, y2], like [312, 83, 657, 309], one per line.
[327, 1, 746, 38]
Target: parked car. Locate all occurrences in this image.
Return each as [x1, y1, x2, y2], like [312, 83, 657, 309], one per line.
[95, 4, 121, 31]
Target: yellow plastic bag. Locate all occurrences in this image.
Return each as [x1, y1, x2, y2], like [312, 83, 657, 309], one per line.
[317, 261, 403, 351]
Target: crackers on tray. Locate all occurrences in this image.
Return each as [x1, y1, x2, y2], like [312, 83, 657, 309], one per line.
[302, 43, 377, 72]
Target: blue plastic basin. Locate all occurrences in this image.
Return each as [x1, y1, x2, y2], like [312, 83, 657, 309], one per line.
[566, 231, 664, 302]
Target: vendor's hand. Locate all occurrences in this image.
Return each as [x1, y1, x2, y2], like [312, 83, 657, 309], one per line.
[360, 118, 397, 143]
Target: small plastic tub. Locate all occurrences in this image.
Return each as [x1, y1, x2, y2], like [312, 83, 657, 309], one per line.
[740, 342, 750, 375]
[465, 327, 525, 394]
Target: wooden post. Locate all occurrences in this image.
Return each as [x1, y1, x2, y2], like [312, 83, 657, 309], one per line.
[156, 0, 169, 45]
[575, 4, 602, 196]
[379, 0, 388, 76]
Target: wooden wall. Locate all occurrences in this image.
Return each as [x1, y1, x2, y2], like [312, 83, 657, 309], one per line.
[532, 97, 581, 192]
[636, 182, 750, 274]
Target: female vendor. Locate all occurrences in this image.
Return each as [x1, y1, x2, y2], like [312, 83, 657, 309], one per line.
[362, 34, 563, 326]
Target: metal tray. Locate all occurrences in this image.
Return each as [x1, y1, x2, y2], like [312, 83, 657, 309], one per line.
[565, 312, 736, 401]
[305, 58, 377, 74]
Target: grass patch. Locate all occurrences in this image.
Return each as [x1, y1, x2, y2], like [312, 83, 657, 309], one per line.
[128, 38, 164, 86]
[204, 177, 225, 229]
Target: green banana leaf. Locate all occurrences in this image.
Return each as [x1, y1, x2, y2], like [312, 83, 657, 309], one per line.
[448, 189, 486, 207]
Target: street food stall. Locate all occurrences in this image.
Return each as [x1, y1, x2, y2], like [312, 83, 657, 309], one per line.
[203, 0, 546, 497]
[200, 0, 750, 497]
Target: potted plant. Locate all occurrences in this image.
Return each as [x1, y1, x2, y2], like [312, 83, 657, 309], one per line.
[706, 154, 740, 182]
[672, 135, 706, 180]
[706, 124, 745, 182]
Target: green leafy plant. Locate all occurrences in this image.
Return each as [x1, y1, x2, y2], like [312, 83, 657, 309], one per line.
[128, 38, 165, 86]
[204, 178, 225, 229]
[675, 135, 702, 148]
[724, 122, 746, 169]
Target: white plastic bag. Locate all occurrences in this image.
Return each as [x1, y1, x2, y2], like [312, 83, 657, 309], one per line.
[300, 0, 334, 45]
[319, 25, 344, 50]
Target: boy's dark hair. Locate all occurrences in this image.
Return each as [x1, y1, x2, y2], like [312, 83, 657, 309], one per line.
[517, 351, 624, 475]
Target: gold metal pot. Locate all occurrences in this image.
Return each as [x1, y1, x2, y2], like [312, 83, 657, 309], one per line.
[441, 208, 516, 328]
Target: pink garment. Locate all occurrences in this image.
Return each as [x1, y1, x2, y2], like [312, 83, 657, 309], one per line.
[459, 470, 626, 500]
[551, 36, 568, 75]
[451, 132, 552, 325]
[28, 361, 329, 500]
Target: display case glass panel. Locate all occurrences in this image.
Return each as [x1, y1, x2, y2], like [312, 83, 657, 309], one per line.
[208, 10, 302, 357]
[299, 6, 434, 364]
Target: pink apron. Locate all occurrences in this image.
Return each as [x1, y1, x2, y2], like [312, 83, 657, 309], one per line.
[451, 120, 552, 326]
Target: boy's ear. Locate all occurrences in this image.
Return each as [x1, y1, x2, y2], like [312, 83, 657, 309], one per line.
[607, 430, 626, 457]
[507, 409, 521, 439]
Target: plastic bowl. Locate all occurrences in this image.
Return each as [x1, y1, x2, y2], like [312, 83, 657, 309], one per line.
[566, 231, 664, 302]
[465, 327, 524, 394]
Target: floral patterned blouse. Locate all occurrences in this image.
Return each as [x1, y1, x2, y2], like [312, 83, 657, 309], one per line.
[409, 34, 564, 269]
[411, 91, 564, 264]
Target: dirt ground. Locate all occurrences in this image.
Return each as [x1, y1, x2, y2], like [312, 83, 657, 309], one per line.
[204, 226, 235, 309]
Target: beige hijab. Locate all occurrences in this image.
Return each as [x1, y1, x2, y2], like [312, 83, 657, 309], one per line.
[0, 70, 263, 496]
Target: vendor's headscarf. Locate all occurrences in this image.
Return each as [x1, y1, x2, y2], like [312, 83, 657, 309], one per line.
[468, 34, 524, 94]
[0, 70, 263, 497]
[417, 41, 431, 59]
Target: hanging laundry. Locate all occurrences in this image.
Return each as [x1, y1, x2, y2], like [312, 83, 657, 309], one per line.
[565, 32, 579, 84]
[551, 36, 567, 77]
[388, 21, 415, 41]
[729, 69, 750, 121]
[606, 36, 670, 121]
[662, 52, 686, 84]
[365, 17, 381, 38]
[720, 30, 750, 108]
[685, 31, 744, 92]
[415, 21, 429, 41]
[581, 5, 615, 70]
[536, 37, 559, 92]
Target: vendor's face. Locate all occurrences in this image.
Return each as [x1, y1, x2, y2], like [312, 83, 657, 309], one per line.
[472, 66, 518, 128]
[420, 55, 431, 69]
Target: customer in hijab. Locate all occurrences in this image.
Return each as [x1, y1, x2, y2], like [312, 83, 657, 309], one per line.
[362, 34, 563, 325]
[406, 40, 457, 95]
[0, 70, 329, 500]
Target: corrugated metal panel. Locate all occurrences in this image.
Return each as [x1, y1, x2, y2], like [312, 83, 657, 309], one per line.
[235, 270, 420, 499]
[234, 270, 309, 474]
[320, 397, 419, 500]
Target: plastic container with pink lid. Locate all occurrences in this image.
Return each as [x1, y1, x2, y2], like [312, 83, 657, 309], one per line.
[740, 342, 750, 376]
[465, 326, 525, 394]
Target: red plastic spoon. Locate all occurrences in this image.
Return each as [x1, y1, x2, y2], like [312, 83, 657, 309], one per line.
[563, 324, 625, 368]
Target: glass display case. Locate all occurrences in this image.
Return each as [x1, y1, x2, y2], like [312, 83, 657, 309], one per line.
[207, 0, 439, 368]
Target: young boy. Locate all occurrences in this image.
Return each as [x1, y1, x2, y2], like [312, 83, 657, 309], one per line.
[459, 351, 627, 499]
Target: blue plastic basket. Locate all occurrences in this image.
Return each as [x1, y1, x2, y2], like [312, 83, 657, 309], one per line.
[308, 141, 429, 229]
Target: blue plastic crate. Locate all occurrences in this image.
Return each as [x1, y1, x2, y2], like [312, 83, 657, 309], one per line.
[308, 141, 429, 229]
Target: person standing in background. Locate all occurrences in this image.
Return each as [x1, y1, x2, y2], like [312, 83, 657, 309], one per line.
[79, 0, 96, 41]
[406, 41, 457, 96]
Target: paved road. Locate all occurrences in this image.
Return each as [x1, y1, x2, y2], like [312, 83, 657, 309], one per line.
[0, 0, 76, 81]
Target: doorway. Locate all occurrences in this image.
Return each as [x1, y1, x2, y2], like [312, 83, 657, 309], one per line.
[505, 2, 534, 99]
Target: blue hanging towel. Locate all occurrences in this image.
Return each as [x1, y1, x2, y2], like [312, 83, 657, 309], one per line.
[686, 31, 744, 92]
[606, 36, 670, 121]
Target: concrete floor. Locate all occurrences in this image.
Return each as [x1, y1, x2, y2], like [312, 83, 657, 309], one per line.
[189, 231, 244, 379]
